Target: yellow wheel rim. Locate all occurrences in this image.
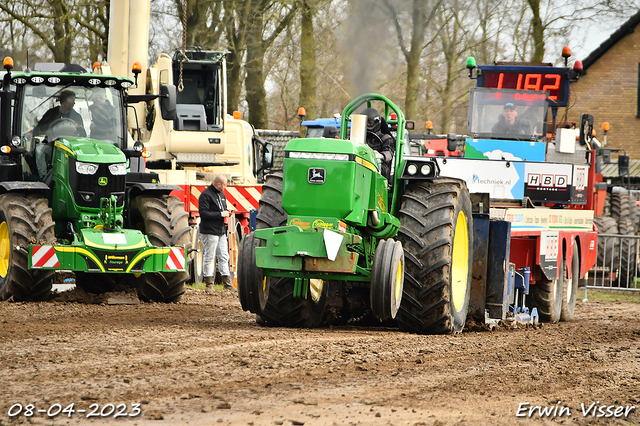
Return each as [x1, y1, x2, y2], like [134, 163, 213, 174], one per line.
[309, 279, 323, 303]
[451, 212, 469, 312]
[395, 259, 403, 302]
[262, 277, 267, 293]
[0, 221, 8, 277]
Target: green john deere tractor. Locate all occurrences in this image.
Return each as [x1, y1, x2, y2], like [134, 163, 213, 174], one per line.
[0, 58, 191, 302]
[238, 93, 474, 334]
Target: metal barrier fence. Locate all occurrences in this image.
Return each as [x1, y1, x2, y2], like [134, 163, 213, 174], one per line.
[587, 233, 640, 292]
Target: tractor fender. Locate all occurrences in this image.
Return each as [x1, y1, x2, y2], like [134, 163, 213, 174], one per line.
[127, 182, 182, 200]
[0, 181, 50, 194]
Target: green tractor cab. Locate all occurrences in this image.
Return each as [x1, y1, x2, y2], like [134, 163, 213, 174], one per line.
[238, 94, 474, 333]
[0, 58, 190, 302]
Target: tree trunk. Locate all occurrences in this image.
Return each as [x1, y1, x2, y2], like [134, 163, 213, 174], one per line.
[404, 0, 428, 121]
[226, 50, 242, 113]
[51, 0, 72, 62]
[245, 11, 268, 128]
[299, 0, 317, 120]
[527, 0, 544, 62]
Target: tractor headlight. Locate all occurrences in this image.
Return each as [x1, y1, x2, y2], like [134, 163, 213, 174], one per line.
[11, 136, 21, 147]
[76, 161, 99, 175]
[108, 163, 127, 175]
[407, 164, 418, 175]
[421, 164, 432, 175]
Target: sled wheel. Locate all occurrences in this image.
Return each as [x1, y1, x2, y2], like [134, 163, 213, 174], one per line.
[530, 271, 563, 323]
[560, 242, 579, 321]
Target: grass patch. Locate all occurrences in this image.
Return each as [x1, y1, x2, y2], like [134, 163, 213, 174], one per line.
[585, 289, 640, 303]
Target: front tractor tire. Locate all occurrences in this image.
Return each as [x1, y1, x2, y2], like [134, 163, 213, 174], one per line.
[370, 239, 404, 321]
[129, 195, 191, 302]
[396, 179, 473, 334]
[0, 194, 56, 301]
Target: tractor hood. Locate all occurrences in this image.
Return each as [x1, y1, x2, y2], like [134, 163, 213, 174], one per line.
[285, 138, 378, 168]
[55, 138, 127, 163]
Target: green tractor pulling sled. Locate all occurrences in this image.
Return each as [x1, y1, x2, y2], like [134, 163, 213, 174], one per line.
[238, 94, 474, 334]
[0, 57, 191, 302]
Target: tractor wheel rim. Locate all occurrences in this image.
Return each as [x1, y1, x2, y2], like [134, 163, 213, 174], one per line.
[0, 221, 9, 277]
[451, 212, 469, 312]
[395, 259, 403, 303]
[309, 279, 323, 303]
[566, 277, 573, 303]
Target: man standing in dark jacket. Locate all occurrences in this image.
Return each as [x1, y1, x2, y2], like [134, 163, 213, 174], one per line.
[198, 174, 233, 292]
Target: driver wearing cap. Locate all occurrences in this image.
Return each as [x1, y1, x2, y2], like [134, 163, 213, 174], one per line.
[34, 90, 85, 135]
[33, 89, 86, 179]
[491, 103, 531, 135]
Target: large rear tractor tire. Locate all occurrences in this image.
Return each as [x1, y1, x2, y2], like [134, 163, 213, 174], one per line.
[610, 190, 637, 233]
[370, 239, 404, 321]
[129, 195, 191, 302]
[396, 179, 473, 334]
[251, 171, 328, 327]
[260, 277, 328, 328]
[593, 215, 619, 268]
[560, 243, 579, 321]
[616, 218, 638, 288]
[0, 194, 56, 301]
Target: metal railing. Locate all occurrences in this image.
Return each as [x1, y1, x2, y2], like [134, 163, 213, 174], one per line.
[587, 233, 640, 292]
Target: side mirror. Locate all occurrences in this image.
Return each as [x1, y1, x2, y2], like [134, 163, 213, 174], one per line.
[447, 133, 458, 152]
[405, 120, 415, 130]
[579, 113, 594, 146]
[159, 84, 176, 121]
[619, 154, 630, 177]
[252, 135, 274, 178]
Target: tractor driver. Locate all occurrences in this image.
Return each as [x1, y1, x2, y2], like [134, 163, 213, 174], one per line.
[32, 90, 86, 179]
[363, 108, 394, 180]
[491, 103, 531, 136]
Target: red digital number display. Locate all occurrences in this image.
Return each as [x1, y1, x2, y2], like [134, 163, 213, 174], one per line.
[482, 71, 567, 104]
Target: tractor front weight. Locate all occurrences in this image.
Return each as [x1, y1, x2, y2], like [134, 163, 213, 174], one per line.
[28, 228, 186, 274]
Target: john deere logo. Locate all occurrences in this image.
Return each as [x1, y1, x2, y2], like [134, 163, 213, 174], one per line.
[308, 168, 325, 184]
[98, 177, 108, 186]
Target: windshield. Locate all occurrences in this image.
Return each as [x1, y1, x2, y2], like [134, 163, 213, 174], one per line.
[304, 127, 325, 138]
[21, 85, 125, 147]
[467, 88, 548, 141]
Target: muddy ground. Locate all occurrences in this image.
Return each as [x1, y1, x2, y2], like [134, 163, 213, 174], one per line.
[0, 287, 639, 426]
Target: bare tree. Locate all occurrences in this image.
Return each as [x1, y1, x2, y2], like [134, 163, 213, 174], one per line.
[244, 0, 299, 128]
[384, 0, 444, 120]
[299, 0, 318, 120]
[0, 0, 108, 66]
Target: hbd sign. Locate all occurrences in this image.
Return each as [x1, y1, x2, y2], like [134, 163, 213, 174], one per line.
[527, 173, 568, 188]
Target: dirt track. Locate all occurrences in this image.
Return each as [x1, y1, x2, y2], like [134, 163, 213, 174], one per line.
[0, 288, 639, 426]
